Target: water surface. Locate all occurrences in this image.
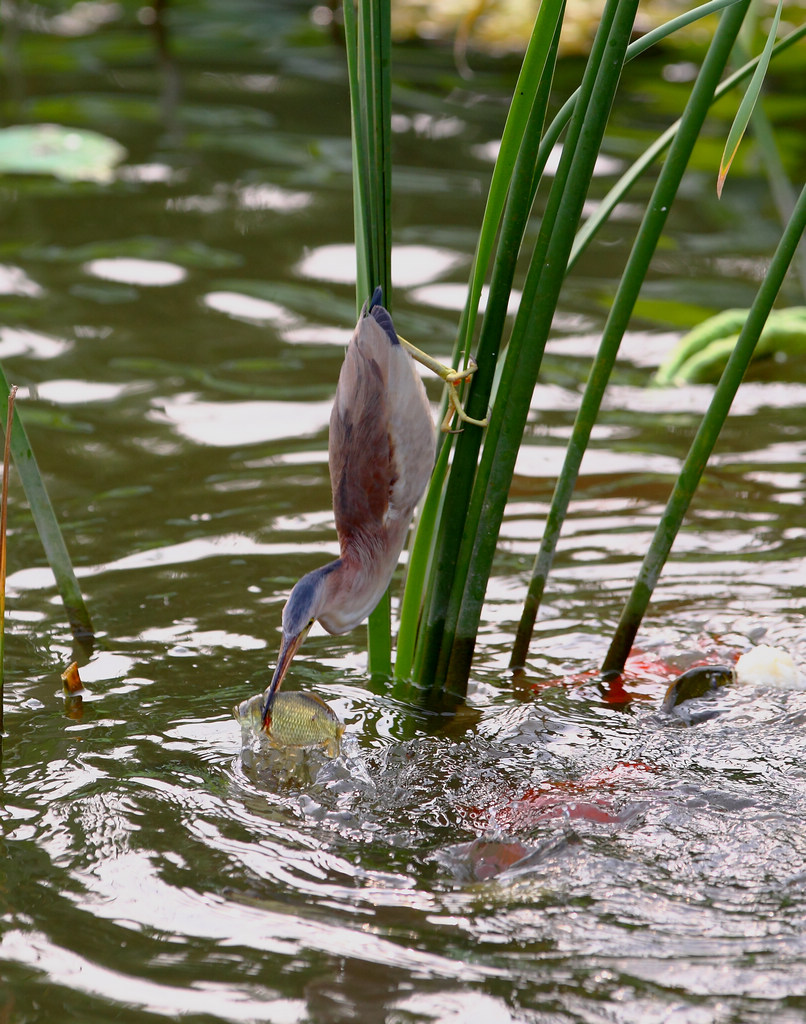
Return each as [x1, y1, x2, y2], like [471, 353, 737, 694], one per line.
[2, 5, 806, 1022]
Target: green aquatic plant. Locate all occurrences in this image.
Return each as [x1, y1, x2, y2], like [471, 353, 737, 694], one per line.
[0, 368, 93, 648]
[717, 0, 783, 198]
[344, 0, 394, 676]
[511, 0, 755, 671]
[344, 0, 804, 700]
[0, 387, 15, 735]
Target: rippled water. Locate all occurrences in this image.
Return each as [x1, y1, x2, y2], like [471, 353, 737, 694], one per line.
[2, 4, 806, 1022]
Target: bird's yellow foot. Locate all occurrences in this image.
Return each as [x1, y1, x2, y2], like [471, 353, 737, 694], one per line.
[399, 337, 489, 433]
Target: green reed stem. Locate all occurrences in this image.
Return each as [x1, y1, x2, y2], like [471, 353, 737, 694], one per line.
[0, 369, 93, 645]
[602, 180, 806, 676]
[0, 386, 14, 737]
[449, 0, 567, 372]
[535, 0, 743, 197]
[511, 0, 752, 668]
[404, 0, 753, 695]
[344, 0, 393, 674]
[426, 0, 640, 697]
[409, 3, 564, 687]
[395, 436, 451, 681]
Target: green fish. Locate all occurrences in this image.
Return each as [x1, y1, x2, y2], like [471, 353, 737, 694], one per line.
[234, 690, 344, 758]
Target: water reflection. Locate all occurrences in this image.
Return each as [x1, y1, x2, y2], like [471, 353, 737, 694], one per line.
[203, 290, 299, 326]
[0, 264, 43, 297]
[296, 242, 468, 287]
[154, 395, 332, 445]
[0, 327, 70, 359]
[84, 258, 188, 287]
[410, 281, 522, 314]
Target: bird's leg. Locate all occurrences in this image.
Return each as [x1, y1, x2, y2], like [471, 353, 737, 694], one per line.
[398, 337, 489, 433]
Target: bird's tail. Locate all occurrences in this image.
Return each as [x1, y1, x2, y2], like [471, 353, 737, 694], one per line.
[363, 286, 399, 346]
[367, 285, 383, 311]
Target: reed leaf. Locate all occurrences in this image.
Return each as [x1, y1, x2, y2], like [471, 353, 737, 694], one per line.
[717, 0, 783, 198]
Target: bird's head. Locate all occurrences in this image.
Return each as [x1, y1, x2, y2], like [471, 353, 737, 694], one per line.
[261, 562, 338, 729]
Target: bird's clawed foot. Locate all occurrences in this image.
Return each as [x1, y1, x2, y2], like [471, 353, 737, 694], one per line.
[440, 357, 490, 433]
[399, 338, 489, 434]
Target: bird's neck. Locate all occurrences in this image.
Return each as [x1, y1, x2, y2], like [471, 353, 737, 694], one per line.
[318, 526, 407, 635]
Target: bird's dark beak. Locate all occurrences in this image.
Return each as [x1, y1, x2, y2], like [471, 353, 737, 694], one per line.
[261, 625, 312, 729]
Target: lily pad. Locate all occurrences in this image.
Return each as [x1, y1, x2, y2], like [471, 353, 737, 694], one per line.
[0, 124, 126, 183]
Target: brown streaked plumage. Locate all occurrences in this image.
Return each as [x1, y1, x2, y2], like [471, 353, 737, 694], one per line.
[262, 288, 434, 727]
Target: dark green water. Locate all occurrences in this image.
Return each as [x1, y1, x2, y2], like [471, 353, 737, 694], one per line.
[2, 4, 806, 1022]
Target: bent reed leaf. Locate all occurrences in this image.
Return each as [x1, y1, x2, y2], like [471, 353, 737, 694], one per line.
[717, 0, 783, 198]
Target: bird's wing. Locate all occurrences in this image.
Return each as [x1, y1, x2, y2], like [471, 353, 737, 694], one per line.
[329, 332, 393, 551]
